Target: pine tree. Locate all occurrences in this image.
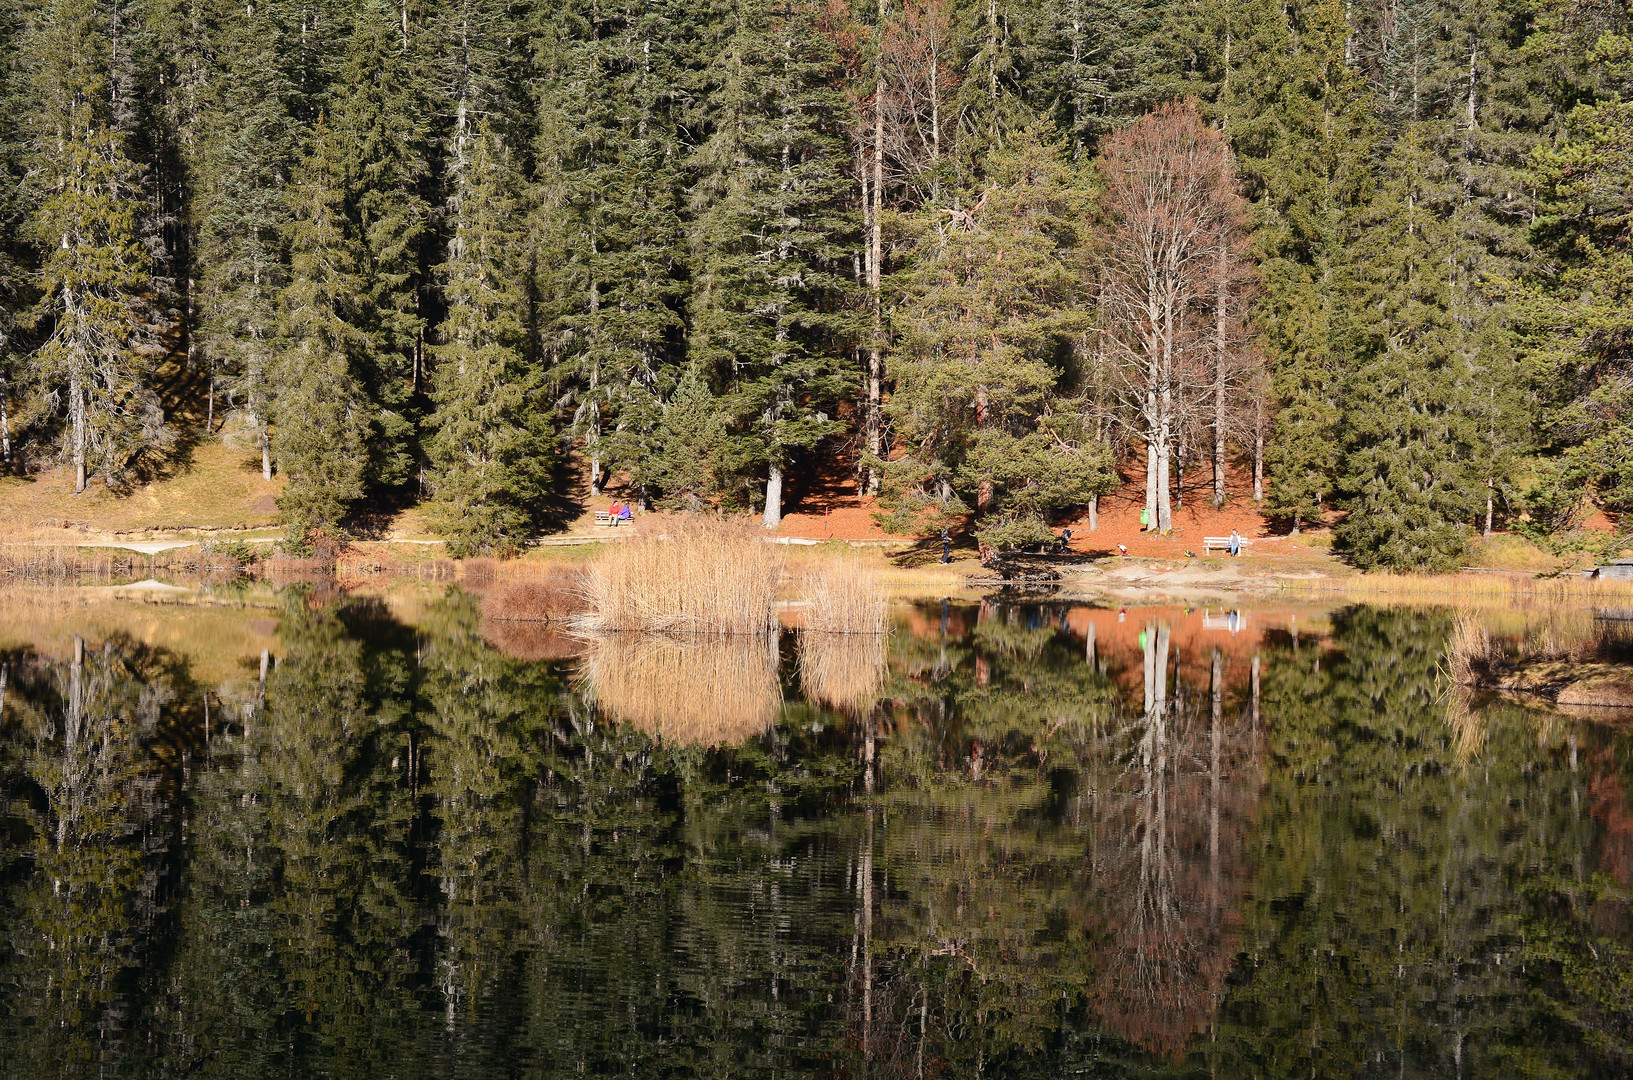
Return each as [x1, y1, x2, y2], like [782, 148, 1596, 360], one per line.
[688, 0, 857, 526]
[272, 126, 372, 540]
[425, 127, 555, 556]
[23, 0, 168, 493]
[878, 130, 1112, 556]
[1333, 125, 1479, 571]
[193, 0, 297, 480]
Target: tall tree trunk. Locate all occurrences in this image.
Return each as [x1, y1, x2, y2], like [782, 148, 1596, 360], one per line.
[763, 463, 783, 528]
[1087, 493, 1097, 531]
[864, 0, 886, 495]
[260, 420, 273, 480]
[1483, 479, 1493, 540]
[72, 375, 87, 493]
[1252, 399, 1264, 502]
[1213, 244, 1229, 507]
[1, 383, 10, 466]
[1156, 395, 1173, 532]
[1144, 438, 1157, 530]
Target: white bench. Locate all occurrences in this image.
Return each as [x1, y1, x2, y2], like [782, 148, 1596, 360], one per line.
[1202, 536, 1253, 554]
[593, 511, 613, 526]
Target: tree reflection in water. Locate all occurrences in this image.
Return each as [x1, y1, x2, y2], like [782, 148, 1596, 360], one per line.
[0, 592, 1629, 1077]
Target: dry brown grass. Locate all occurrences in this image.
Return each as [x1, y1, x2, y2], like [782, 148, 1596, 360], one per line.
[798, 630, 886, 714]
[800, 555, 888, 636]
[579, 634, 780, 745]
[1288, 571, 1633, 606]
[0, 544, 137, 580]
[574, 516, 782, 636]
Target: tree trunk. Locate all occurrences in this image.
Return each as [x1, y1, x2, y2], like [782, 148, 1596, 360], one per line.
[1087, 493, 1097, 532]
[1213, 244, 1229, 507]
[1155, 404, 1173, 532]
[1144, 439, 1157, 530]
[1290, 510, 1300, 537]
[763, 463, 783, 529]
[865, 0, 886, 495]
[260, 421, 273, 480]
[1483, 480, 1493, 540]
[1252, 406, 1264, 502]
[72, 376, 87, 493]
[1, 384, 10, 466]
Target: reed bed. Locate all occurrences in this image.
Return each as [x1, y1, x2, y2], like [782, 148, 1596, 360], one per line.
[798, 630, 886, 714]
[580, 634, 780, 745]
[1285, 570, 1633, 606]
[800, 555, 888, 636]
[0, 544, 133, 581]
[574, 516, 782, 636]
[1446, 611, 1497, 686]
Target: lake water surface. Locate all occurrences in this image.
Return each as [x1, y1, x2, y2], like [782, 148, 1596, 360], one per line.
[0, 589, 1628, 1077]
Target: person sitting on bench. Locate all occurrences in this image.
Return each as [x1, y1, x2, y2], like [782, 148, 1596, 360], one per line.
[617, 502, 632, 524]
[608, 500, 624, 526]
[1228, 529, 1242, 556]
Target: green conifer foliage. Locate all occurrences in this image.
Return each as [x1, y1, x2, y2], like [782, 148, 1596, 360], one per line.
[426, 128, 554, 556]
[1334, 126, 1478, 570]
[878, 132, 1112, 555]
[531, 0, 690, 501]
[1515, 91, 1633, 523]
[193, 0, 296, 480]
[329, 0, 434, 491]
[688, 0, 857, 526]
[272, 127, 372, 540]
[647, 369, 734, 509]
[23, 0, 168, 493]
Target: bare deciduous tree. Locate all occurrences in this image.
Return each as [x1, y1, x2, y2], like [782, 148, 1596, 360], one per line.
[1098, 101, 1255, 532]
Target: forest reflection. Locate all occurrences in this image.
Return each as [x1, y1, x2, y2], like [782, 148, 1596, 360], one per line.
[0, 591, 1628, 1077]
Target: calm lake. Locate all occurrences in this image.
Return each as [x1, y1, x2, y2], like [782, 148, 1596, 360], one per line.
[0, 588, 1628, 1077]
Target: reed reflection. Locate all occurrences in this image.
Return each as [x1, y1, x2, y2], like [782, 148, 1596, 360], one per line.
[579, 633, 781, 746]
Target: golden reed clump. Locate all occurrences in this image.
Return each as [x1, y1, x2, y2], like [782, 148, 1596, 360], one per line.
[796, 555, 889, 713]
[574, 516, 782, 636]
[580, 634, 781, 746]
[800, 555, 887, 636]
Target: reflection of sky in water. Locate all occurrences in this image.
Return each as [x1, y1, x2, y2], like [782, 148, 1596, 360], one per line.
[0, 593, 1626, 1077]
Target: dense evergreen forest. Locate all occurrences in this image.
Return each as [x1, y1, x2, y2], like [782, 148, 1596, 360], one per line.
[0, 0, 1628, 568]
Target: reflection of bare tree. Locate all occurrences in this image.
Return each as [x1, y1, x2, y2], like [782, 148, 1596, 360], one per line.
[1086, 623, 1260, 1058]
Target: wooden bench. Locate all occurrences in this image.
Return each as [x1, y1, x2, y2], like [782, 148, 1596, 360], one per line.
[1202, 536, 1253, 555]
[593, 511, 613, 526]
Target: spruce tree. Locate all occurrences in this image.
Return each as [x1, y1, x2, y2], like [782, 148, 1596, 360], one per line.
[532, 0, 690, 500]
[425, 127, 554, 556]
[1334, 125, 1478, 571]
[23, 0, 168, 493]
[1513, 85, 1633, 525]
[688, 0, 857, 527]
[1150, 0, 1375, 531]
[272, 126, 372, 540]
[328, 0, 435, 492]
[193, 0, 296, 479]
